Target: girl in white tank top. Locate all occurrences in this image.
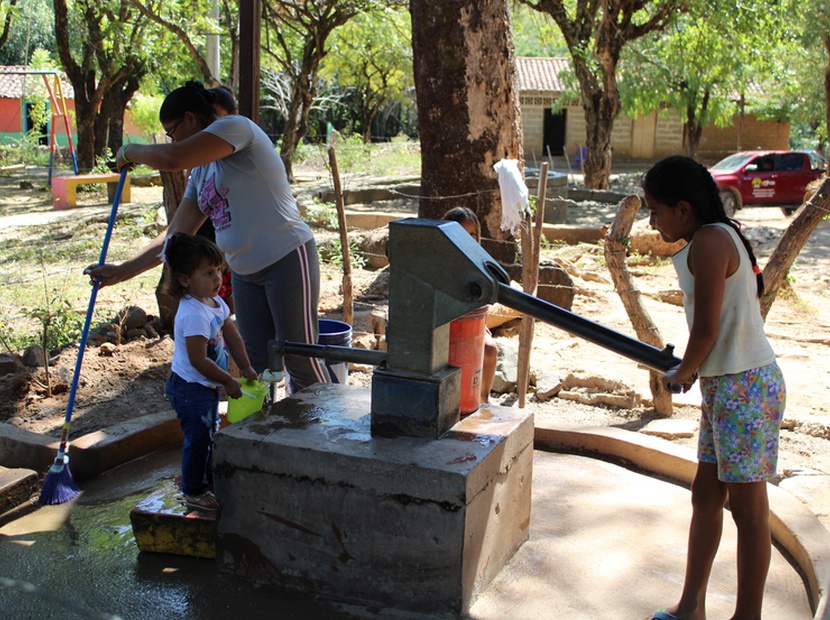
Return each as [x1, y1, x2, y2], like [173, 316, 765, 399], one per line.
[642, 155, 785, 620]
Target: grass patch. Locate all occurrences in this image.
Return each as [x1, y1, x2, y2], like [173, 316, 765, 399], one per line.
[0, 202, 163, 352]
[295, 135, 421, 179]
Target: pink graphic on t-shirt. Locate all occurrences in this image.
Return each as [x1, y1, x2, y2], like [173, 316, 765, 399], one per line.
[199, 172, 231, 230]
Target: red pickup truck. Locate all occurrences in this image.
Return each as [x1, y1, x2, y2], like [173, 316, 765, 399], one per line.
[709, 150, 826, 216]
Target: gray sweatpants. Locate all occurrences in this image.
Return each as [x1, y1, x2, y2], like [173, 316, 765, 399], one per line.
[231, 238, 331, 392]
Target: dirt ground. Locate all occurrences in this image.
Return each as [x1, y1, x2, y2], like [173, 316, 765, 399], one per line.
[2, 165, 830, 494]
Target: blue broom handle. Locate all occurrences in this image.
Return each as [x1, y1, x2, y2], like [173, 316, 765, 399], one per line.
[58, 169, 129, 449]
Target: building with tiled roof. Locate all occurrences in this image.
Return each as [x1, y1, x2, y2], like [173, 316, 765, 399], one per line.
[0, 66, 76, 146]
[515, 56, 788, 164]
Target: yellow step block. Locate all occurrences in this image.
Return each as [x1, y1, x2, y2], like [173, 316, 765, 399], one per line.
[130, 481, 216, 559]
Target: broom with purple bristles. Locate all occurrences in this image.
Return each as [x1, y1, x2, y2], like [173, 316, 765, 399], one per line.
[39, 168, 129, 505]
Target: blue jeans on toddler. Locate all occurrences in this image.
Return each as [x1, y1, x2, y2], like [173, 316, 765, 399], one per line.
[165, 372, 219, 497]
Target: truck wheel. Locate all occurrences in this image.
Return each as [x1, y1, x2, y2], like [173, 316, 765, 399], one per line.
[719, 189, 739, 218]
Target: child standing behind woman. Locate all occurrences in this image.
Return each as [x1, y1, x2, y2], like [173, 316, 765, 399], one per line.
[163, 233, 258, 512]
[642, 155, 786, 620]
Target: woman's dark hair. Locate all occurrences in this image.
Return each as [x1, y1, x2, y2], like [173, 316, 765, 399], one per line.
[159, 80, 216, 127]
[442, 206, 481, 241]
[210, 85, 238, 115]
[642, 155, 764, 297]
[162, 233, 225, 298]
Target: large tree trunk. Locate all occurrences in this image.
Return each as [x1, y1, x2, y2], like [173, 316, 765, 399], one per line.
[410, 0, 522, 262]
[685, 116, 703, 161]
[582, 101, 614, 190]
[520, 0, 680, 190]
[572, 56, 617, 190]
[279, 67, 316, 182]
[278, 92, 304, 182]
[73, 101, 98, 172]
[104, 74, 142, 159]
[53, 0, 148, 172]
[683, 88, 709, 160]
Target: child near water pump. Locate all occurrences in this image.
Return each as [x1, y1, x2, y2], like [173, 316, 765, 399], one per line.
[442, 207, 498, 408]
[162, 233, 258, 512]
[642, 156, 786, 620]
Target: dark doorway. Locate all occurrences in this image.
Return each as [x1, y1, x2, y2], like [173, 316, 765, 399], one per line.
[24, 102, 49, 145]
[543, 108, 566, 157]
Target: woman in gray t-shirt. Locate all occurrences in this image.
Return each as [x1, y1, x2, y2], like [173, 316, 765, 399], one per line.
[87, 81, 331, 392]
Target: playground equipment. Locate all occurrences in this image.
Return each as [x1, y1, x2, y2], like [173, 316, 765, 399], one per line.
[41, 71, 78, 180]
[2, 69, 79, 180]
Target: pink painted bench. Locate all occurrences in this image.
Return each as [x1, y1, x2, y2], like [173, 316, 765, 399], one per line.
[52, 173, 131, 210]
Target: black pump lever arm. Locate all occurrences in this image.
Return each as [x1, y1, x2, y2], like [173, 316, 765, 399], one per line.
[496, 282, 681, 374]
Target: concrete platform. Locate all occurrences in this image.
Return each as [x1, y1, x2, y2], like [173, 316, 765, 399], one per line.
[0, 465, 38, 518]
[0, 446, 820, 619]
[1, 407, 830, 618]
[0, 410, 183, 480]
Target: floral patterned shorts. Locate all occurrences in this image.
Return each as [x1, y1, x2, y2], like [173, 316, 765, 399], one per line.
[698, 362, 786, 483]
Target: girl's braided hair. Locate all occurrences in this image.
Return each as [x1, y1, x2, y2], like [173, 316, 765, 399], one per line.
[159, 80, 217, 126]
[162, 233, 225, 298]
[642, 155, 764, 297]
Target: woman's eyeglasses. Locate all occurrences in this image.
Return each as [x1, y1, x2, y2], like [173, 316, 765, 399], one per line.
[165, 118, 183, 140]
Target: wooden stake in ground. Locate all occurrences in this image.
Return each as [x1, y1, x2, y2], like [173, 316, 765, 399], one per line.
[328, 145, 353, 327]
[516, 162, 548, 408]
[604, 194, 673, 416]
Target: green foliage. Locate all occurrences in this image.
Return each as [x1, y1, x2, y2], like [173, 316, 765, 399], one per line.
[328, 133, 373, 171]
[2, 205, 158, 266]
[344, 134, 421, 175]
[0, 131, 51, 167]
[321, 7, 413, 140]
[511, 2, 567, 56]
[305, 199, 339, 230]
[128, 93, 165, 142]
[1, 232, 98, 264]
[295, 133, 420, 178]
[761, 0, 829, 150]
[294, 134, 421, 182]
[0, 0, 55, 65]
[91, 150, 116, 174]
[318, 238, 367, 269]
[619, 0, 810, 152]
[12, 247, 86, 353]
[0, 311, 30, 355]
[528, 194, 538, 216]
[20, 295, 83, 352]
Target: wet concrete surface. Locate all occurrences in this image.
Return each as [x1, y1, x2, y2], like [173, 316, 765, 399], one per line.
[0, 448, 813, 620]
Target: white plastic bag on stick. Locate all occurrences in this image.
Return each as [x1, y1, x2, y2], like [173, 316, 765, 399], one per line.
[494, 158, 529, 236]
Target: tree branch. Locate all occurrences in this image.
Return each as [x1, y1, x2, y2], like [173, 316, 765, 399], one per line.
[128, 0, 215, 84]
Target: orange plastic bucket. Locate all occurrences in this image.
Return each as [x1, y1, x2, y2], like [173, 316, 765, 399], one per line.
[448, 306, 488, 415]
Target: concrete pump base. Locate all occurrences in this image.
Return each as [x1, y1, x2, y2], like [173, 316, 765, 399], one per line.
[213, 383, 533, 615]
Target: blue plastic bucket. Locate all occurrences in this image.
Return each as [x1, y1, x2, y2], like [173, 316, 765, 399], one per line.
[318, 319, 352, 384]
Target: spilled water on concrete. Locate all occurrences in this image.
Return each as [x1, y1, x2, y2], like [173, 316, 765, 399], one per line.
[1, 447, 814, 619]
[0, 449, 359, 620]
